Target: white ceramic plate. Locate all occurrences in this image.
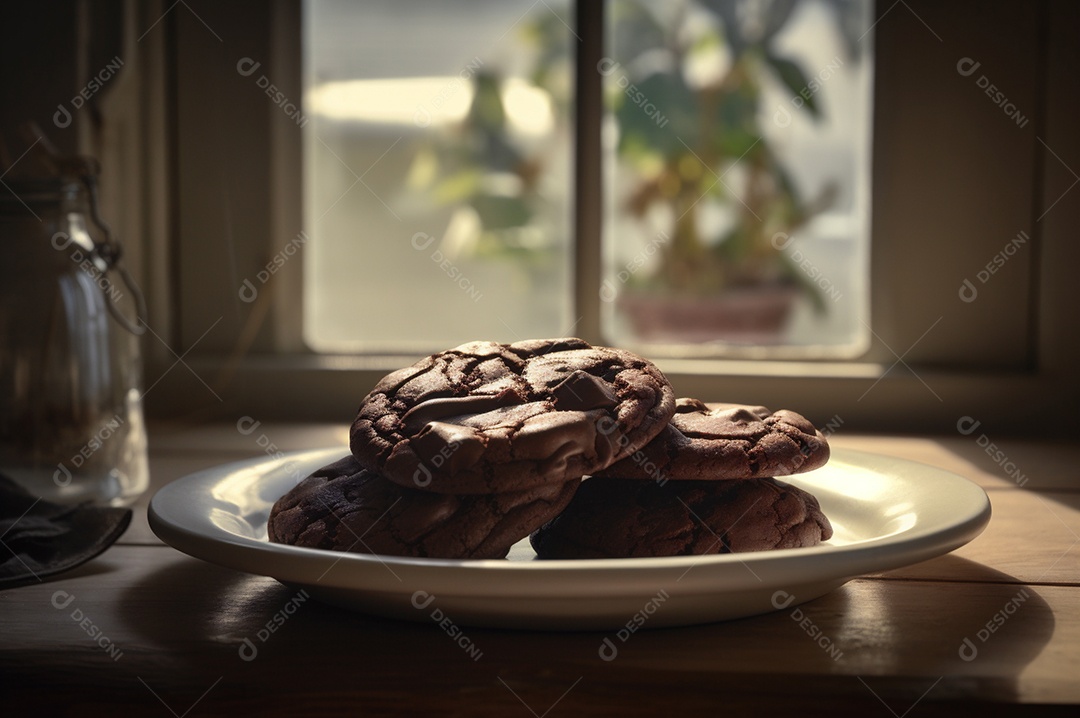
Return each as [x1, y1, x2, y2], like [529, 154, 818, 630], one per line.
[149, 447, 991, 630]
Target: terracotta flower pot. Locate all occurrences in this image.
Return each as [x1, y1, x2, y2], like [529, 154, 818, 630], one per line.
[617, 285, 798, 343]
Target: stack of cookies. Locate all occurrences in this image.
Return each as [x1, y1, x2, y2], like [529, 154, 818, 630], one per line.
[267, 338, 832, 560]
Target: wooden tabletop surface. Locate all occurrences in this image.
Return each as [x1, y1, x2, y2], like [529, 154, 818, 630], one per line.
[2, 424, 1077, 715]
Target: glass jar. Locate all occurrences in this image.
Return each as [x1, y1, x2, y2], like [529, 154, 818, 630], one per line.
[0, 171, 148, 506]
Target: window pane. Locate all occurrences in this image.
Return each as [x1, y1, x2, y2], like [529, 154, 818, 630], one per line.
[603, 0, 873, 356]
[302, 0, 574, 352]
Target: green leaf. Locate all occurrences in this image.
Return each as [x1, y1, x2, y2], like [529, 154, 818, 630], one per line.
[711, 127, 760, 161]
[467, 73, 506, 131]
[433, 170, 481, 205]
[614, 70, 698, 158]
[470, 193, 532, 231]
[764, 53, 821, 120]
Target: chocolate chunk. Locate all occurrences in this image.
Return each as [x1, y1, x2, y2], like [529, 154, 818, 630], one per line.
[551, 370, 619, 411]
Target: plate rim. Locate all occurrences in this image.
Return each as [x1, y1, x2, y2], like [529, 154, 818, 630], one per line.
[148, 446, 992, 598]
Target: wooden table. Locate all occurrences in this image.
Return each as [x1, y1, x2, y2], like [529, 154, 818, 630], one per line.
[2, 425, 1077, 715]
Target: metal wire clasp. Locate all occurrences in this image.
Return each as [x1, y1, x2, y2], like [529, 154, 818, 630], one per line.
[79, 169, 147, 336]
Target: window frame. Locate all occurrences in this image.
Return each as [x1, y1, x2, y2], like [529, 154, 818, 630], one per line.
[147, 0, 1080, 436]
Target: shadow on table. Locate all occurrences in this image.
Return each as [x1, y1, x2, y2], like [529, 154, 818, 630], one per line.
[114, 551, 1057, 713]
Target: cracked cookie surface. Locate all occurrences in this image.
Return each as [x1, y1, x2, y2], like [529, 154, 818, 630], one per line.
[350, 338, 676, 494]
[592, 398, 831, 482]
[530, 475, 832, 559]
[268, 455, 581, 559]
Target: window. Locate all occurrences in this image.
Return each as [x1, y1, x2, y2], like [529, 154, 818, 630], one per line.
[300, 0, 873, 357]
[601, 0, 873, 357]
[157, 0, 1077, 434]
[302, 0, 575, 351]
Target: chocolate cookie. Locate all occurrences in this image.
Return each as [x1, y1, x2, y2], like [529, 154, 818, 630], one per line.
[530, 476, 832, 559]
[268, 455, 580, 559]
[592, 398, 830, 482]
[350, 338, 676, 494]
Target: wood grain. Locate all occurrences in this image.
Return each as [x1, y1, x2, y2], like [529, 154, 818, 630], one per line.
[5, 427, 1075, 714]
[1, 548, 1076, 713]
[831, 435, 1080, 491]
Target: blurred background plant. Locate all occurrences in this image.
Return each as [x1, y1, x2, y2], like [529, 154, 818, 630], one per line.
[404, 8, 573, 270]
[612, 0, 843, 303]
[400, 0, 868, 344]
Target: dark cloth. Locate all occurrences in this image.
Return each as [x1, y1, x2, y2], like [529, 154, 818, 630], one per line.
[0, 473, 131, 589]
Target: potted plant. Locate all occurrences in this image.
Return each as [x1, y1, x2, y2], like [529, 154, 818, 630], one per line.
[608, 0, 846, 343]
[409, 0, 860, 345]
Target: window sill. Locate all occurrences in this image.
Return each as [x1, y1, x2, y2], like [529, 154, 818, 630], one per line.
[145, 354, 1057, 437]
